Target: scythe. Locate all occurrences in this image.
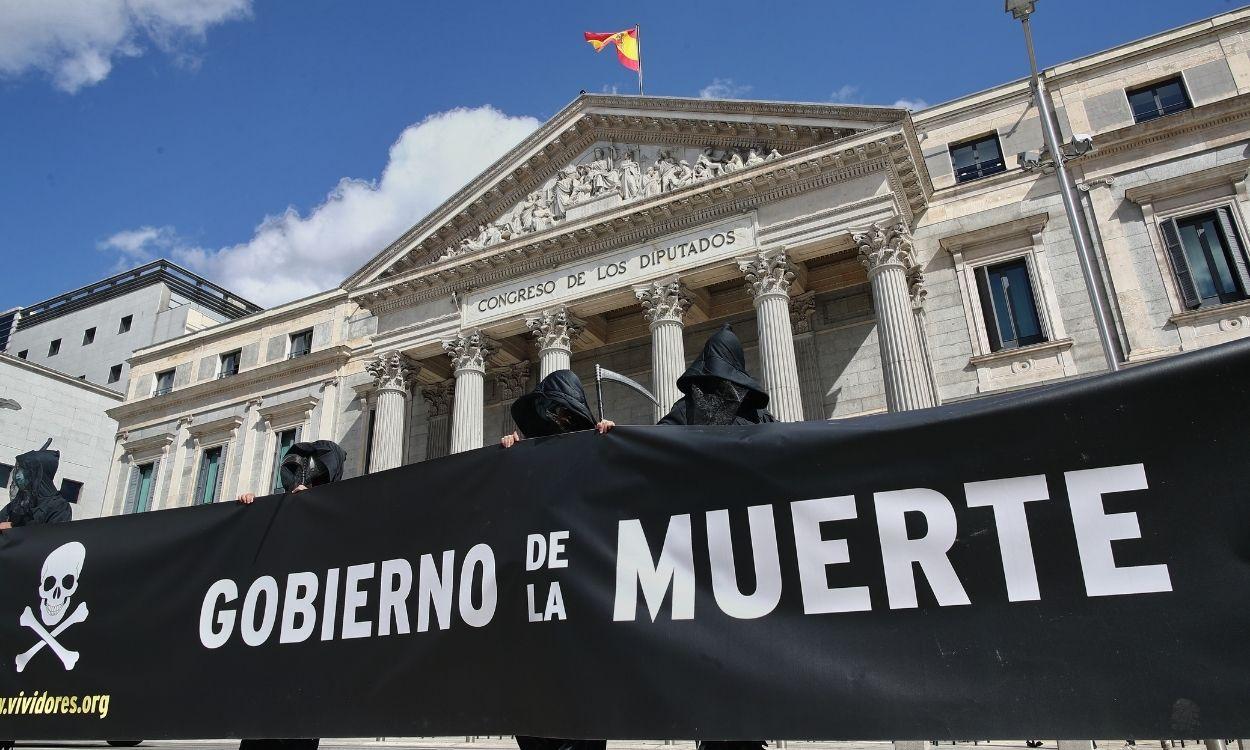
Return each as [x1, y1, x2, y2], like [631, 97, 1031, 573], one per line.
[594, 364, 660, 422]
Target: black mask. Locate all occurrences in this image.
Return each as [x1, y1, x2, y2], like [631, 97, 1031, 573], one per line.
[279, 453, 329, 493]
[689, 379, 749, 425]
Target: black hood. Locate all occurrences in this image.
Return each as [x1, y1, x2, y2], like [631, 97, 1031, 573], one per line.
[14, 447, 61, 504]
[511, 370, 597, 438]
[279, 440, 345, 493]
[676, 324, 769, 410]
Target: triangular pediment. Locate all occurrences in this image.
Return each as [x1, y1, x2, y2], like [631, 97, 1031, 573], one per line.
[343, 95, 914, 294]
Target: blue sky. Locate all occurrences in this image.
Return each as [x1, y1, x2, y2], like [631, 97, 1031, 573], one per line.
[0, 0, 1240, 307]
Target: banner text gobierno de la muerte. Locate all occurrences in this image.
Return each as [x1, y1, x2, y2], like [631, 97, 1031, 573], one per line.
[3, 340, 1250, 740]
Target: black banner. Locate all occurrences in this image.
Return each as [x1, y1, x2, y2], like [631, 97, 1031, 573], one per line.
[4, 340, 1250, 741]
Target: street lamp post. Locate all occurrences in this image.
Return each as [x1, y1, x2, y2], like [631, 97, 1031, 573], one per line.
[1006, 0, 1123, 372]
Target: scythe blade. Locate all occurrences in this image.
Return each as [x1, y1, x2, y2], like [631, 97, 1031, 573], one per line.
[595, 364, 661, 420]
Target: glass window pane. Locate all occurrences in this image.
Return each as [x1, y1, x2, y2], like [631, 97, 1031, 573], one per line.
[950, 143, 977, 170]
[1156, 81, 1187, 113]
[1128, 89, 1157, 119]
[985, 260, 1044, 349]
[199, 448, 221, 504]
[1179, 221, 1219, 301]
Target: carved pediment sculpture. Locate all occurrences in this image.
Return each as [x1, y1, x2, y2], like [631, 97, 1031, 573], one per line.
[438, 142, 783, 262]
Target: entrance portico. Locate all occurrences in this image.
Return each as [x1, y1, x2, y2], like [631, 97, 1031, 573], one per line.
[348, 94, 936, 465]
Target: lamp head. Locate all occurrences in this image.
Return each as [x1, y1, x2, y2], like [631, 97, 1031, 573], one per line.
[1005, 0, 1036, 20]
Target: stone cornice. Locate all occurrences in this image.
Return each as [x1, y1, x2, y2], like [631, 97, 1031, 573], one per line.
[257, 395, 319, 426]
[343, 95, 913, 290]
[1123, 158, 1250, 205]
[187, 415, 244, 444]
[0, 353, 125, 401]
[122, 432, 175, 458]
[107, 345, 351, 425]
[354, 126, 928, 315]
[939, 212, 1050, 253]
[1074, 93, 1250, 164]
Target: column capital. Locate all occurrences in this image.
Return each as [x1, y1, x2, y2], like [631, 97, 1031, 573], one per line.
[443, 331, 495, 375]
[789, 291, 817, 335]
[367, 351, 415, 393]
[854, 222, 917, 276]
[526, 308, 583, 354]
[909, 266, 927, 310]
[493, 361, 532, 401]
[420, 380, 455, 419]
[738, 248, 797, 301]
[635, 278, 691, 327]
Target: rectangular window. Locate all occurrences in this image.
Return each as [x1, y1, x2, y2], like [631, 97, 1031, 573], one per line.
[271, 427, 299, 493]
[0, 462, 12, 490]
[59, 479, 82, 504]
[48, 339, 60, 356]
[108, 364, 123, 383]
[82, 327, 96, 346]
[219, 350, 241, 378]
[154, 369, 175, 396]
[1127, 77, 1192, 124]
[289, 329, 313, 358]
[17, 350, 27, 360]
[195, 447, 224, 505]
[1160, 208, 1250, 309]
[118, 315, 133, 334]
[133, 463, 155, 513]
[950, 134, 1007, 183]
[976, 259, 1047, 352]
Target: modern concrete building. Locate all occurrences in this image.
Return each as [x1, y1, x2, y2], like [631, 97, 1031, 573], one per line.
[5, 260, 261, 393]
[0, 354, 123, 519]
[103, 7, 1250, 520]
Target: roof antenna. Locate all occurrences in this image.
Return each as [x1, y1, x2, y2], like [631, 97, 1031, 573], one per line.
[39, 438, 52, 451]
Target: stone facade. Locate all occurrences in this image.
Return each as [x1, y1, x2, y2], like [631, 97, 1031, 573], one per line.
[103, 8, 1250, 514]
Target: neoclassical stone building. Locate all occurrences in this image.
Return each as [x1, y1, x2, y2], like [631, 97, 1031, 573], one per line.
[105, 8, 1250, 514]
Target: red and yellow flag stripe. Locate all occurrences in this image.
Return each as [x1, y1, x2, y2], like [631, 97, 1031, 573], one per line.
[583, 27, 640, 72]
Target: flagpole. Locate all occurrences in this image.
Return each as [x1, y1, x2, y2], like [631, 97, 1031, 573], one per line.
[635, 24, 644, 96]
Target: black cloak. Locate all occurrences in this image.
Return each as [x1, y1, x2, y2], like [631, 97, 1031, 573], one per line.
[0, 446, 70, 527]
[659, 324, 777, 425]
[510, 369, 597, 438]
[278, 440, 346, 494]
[240, 442, 345, 750]
[510, 371, 607, 750]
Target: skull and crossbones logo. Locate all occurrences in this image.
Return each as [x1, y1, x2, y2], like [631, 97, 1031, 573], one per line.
[15, 541, 88, 672]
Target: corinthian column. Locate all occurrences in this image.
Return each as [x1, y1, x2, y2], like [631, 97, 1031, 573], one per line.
[635, 278, 691, 421]
[855, 222, 936, 412]
[738, 248, 804, 422]
[420, 380, 454, 461]
[366, 351, 414, 472]
[443, 332, 494, 454]
[526, 308, 582, 378]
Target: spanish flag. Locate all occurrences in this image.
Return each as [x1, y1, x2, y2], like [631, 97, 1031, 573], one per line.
[584, 27, 640, 72]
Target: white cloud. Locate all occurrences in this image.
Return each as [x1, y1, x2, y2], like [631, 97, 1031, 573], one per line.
[829, 84, 860, 103]
[699, 78, 752, 99]
[99, 225, 177, 260]
[104, 106, 542, 306]
[0, 0, 251, 92]
[892, 98, 929, 111]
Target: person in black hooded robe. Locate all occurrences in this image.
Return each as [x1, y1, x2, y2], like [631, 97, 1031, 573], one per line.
[500, 369, 610, 750]
[501, 369, 614, 448]
[0, 443, 71, 532]
[237, 439, 346, 505]
[658, 324, 775, 427]
[236, 439, 346, 750]
[660, 326, 771, 750]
